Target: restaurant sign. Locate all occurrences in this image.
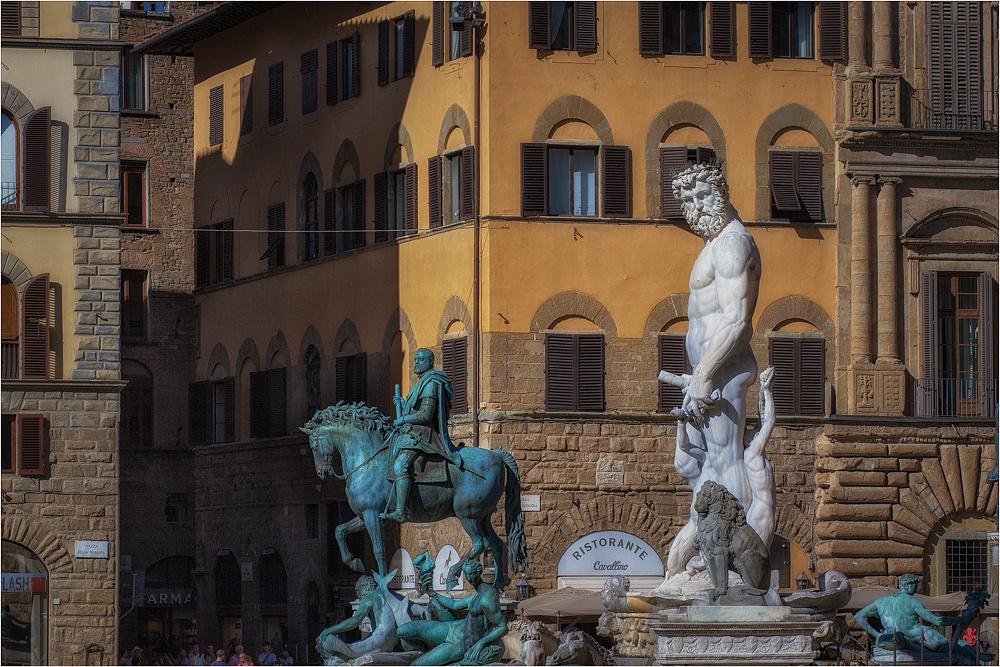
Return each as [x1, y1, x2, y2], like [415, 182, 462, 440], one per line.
[556, 531, 663, 577]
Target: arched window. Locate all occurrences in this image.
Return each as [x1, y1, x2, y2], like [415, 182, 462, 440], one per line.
[2, 277, 19, 379]
[259, 548, 288, 606]
[303, 173, 319, 260]
[1, 540, 48, 665]
[121, 360, 153, 448]
[1, 111, 17, 209]
[305, 345, 321, 416]
[214, 552, 241, 608]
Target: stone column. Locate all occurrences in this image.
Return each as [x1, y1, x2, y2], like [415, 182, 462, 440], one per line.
[876, 177, 901, 364]
[873, 1, 894, 70]
[850, 176, 875, 365]
[848, 1, 869, 69]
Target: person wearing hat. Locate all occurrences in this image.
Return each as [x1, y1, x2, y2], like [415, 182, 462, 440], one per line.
[257, 641, 277, 665]
[128, 646, 145, 666]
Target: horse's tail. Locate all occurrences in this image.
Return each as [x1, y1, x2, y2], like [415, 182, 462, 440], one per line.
[498, 449, 529, 573]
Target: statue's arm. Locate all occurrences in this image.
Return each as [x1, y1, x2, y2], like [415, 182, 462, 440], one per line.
[428, 590, 470, 612]
[686, 233, 755, 405]
[320, 600, 370, 634]
[853, 603, 879, 637]
[397, 394, 437, 427]
[468, 590, 508, 654]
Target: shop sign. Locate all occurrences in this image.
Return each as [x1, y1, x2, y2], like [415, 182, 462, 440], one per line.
[556, 531, 663, 577]
[143, 588, 195, 606]
[389, 549, 416, 590]
[2, 573, 47, 593]
[433, 545, 464, 592]
[75, 540, 109, 558]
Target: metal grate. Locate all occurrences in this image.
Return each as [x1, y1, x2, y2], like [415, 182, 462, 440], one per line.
[946, 539, 988, 592]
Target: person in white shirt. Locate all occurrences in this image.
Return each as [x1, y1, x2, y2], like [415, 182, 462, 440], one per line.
[257, 641, 277, 665]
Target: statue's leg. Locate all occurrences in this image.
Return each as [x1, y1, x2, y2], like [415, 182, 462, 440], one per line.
[411, 642, 465, 667]
[665, 422, 704, 577]
[316, 631, 358, 661]
[702, 353, 756, 508]
[381, 451, 417, 523]
[449, 517, 489, 591]
[362, 508, 388, 575]
[335, 515, 367, 573]
[479, 517, 509, 589]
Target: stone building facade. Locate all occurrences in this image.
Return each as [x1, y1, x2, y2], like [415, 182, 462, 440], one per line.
[2, 3, 124, 663]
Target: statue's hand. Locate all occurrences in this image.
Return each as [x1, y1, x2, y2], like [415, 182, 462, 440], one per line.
[393, 395, 404, 409]
[682, 373, 715, 424]
[393, 416, 406, 428]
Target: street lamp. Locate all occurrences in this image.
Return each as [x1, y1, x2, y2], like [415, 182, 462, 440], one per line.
[517, 575, 532, 601]
[450, 3, 485, 32]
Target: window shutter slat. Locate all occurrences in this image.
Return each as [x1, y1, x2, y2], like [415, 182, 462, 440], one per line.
[352, 33, 362, 97]
[219, 219, 233, 282]
[748, 2, 772, 58]
[267, 367, 286, 437]
[461, 146, 476, 221]
[545, 334, 576, 411]
[403, 10, 416, 77]
[575, 2, 598, 52]
[770, 151, 800, 212]
[696, 147, 716, 164]
[189, 381, 212, 446]
[268, 62, 284, 125]
[17, 414, 45, 476]
[374, 172, 388, 243]
[324, 188, 335, 255]
[326, 41, 338, 105]
[710, 2, 736, 57]
[23, 106, 51, 211]
[432, 2, 445, 66]
[601, 145, 630, 218]
[460, 22, 474, 58]
[335, 357, 348, 402]
[521, 143, 547, 216]
[266, 203, 286, 269]
[404, 163, 418, 234]
[21, 273, 49, 380]
[443, 338, 468, 414]
[576, 334, 605, 412]
[428, 156, 442, 229]
[222, 376, 235, 443]
[209, 85, 224, 146]
[240, 74, 254, 135]
[658, 335, 687, 412]
[660, 146, 688, 219]
[769, 338, 797, 415]
[2, 2, 21, 36]
[639, 2, 664, 55]
[378, 20, 390, 86]
[528, 2, 551, 49]
[818, 1, 846, 60]
[354, 353, 367, 403]
[353, 179, 366, 248]
[798, 338, 826, 416]
[919, 271, 939, 416]
[796, 152, 823, 222]
[301, 49, 319, 115]
[249, 371, 267, 438]
[196, 225, 210, 287]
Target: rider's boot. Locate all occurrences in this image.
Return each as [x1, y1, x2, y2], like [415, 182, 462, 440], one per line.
[380, 476, 410, 523]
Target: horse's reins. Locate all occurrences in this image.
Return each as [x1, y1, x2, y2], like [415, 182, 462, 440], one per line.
[318, 434, 391, 483]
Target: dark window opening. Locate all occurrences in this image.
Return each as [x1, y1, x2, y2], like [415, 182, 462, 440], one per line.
[335, 353, 366, 404]
[122, 270, 148, 340]
[250, 367, 287, 439]
[303, 174, 320, 260]
[305, 346, 322, 417]
[215, 553, 241, 607]
[165, 494, 189, 524]
[301, 49, 318, 115]
[195, 219, 233, 287]
[268, 61, 284, 125]
[121, 161, 147, 226]
[208, 85, 223, 146]
[664, 2, 704, 55]
[266, 203, 286, 269]
[123, 48, 147, 110]
[305, 504, 320, 540]
[772, 1, 813, 58]
[122, 360, 153, 448]
[946, 539, 988, 593]
[342, 35, 360, 100]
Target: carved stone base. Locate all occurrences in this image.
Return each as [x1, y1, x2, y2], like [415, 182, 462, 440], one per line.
[847, 365, 906, 415]
[651, 606, 821, 665]
[598, 611, 659, 659]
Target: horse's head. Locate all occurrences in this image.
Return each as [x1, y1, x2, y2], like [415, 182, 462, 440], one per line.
[301, 421, 339, 480]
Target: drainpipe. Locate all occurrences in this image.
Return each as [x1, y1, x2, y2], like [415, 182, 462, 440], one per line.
[472, 10, 483, 448]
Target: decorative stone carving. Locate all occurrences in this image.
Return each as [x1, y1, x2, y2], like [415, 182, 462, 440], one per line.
[855, 372, 876, 411]
[875, 74, 903, 127]
[597, 610, 658, 659]
[852, 79, 873, 122]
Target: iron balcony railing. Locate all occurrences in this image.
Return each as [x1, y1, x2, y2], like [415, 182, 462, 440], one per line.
[914, 377, 998, 418]
[908, 87, 999, 131]
[1, 341, 18, 379]
[1, 182, 19, 211]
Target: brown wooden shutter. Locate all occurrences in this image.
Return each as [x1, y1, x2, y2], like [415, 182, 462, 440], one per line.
[428, 156, 442, 229]
[219, 219, 234, 282]
[575, 2, 598, 52]
[769, 337, 796, 415]
[351, 32, 362, 97]
[528, 2, 551, 49]
[222, 376, 235, 442]
[818, 1, 846, 60]
[639, 2, 664, 55]
[23, 106, 51, 211]
[17, 414, 45, 476]
[335, 356, 348, 402]
[378, 20, 390, 86]
[710, 2, 736, 57]
[354, 353, 367, 403]
[460, 19, 473, 57]
[249, 371, 267, 438]
[521, 143, 547, 216]
[209, 85, 223, 145]
[268, 61, 284, 125]
[432, 2, 445, 66]
[403, 10, 416, 76]
[353, 179, 366, 248]
[2, 2, 21, 36]
[919, 271, 939, 416]
[443, 337, 468, 414]
[658, 335, 688, 413]
[928, 3, 945, 126]
[959, 3, 982, 130]
[374, 171, 388, 243]
[404, 163, 418, 235]
[601, 145, 631, 218]
[195, 225, 210, 287]
[189, 381, 212, 446]
[324, 188, 336, 254]
[267, 367, 286, 437]
[660, 146, 687, 219]
[798, 338, 826, 416]
[577, 334, 605, 412]
[978, 273, 996, 411]
[326, 41, 338, 104]
[545, 333, 576, 411]
[240, 74, 254, 135]
[796, 152, 822, 222]
[301, 48, 319, 115]
[748, 2, 772, 58]
[696, 146, 716, 164]
[21, 273, 49, 380]
[769, 151, 800, 212]
[460, 146, 476, 221]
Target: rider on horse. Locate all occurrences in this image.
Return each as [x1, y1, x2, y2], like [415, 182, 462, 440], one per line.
[381, 348, 463, 523]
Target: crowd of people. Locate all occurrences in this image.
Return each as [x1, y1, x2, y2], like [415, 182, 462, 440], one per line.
[120, 641, 294, 666]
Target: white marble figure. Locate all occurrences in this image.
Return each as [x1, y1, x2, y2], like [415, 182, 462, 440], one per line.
[654, 162, 775, 591]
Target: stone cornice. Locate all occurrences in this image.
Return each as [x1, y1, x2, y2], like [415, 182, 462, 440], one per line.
[2, 37, 129, 51]
[840, 127, 998, 151]
[2, 379, 127, 392]
[843, 159, 999, 180]
[1, 211, 126, 225]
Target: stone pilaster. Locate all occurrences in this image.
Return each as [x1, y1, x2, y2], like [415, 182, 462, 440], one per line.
[850, 176, 874, 365]
[19, 2, 40, 37]
[72, 225, 121, 381]
[876, 177, 901, 365]
[848, 1, 869, 69]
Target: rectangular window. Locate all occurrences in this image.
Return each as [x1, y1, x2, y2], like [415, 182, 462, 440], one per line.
[121, 161, 147, 226]
[769, 150, 822, 222]
[388, 169, 406, 237]
[305, 504, 320, 540]
[658, 334, 691, 413]
[121, 270, 148, 341]
[342, 34, 360, 100]
[2, 415, 14, 473]
[189, 378, 233, 445]
[250, 367, 287, 438]
[338, 183, 367, 251]
[549, 147, 596, 216]
[195, 219, 234, 287]
[380, 13, 415, 85]
[266, 203, 286, 269]
[123, 47, 148, 110]
[3, 414, 45, 476]
[268, 61, 284, 125]
[769, 335, 826, 416]
[240, 74, 253, 136]
[772, 2, 813, 58]
[545, 332, 604, 412]
[209, 84, 223, 146]
[442, 336, 468, 414]
[336, 353, 367, 403]
[301, 49, 318, 115]
[446, 153, 462, 224]
[2, 2, 21, 36]
[165, 494, 189, 524]
[449, 1, 464, 60]
[945, 539, 989, 592]
[395, 18, 407, 80]
[664, 2, 704, 55]
[529, 1, 597, 52]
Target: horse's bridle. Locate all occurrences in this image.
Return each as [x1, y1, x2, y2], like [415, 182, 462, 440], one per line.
[313, 430, 389, 483]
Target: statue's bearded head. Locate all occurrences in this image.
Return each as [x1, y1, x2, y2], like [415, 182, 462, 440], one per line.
[413, 348, 434, 375]
[671, 163, 730, 238]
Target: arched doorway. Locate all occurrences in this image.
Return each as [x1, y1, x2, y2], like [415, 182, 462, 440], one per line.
[259, 548, 288, 651]
[214, 552, 242, 653]
[138, 556, 196, 651]
[2, 540, 48, 665]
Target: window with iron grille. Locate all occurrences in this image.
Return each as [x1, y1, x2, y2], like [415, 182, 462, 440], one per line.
[545, 332, 604, 412]
[528, 2, 597, 52]
[945, 539, 988, 592]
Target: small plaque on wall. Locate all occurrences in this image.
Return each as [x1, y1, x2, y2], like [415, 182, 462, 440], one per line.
[520, 495, 541, 512]
[75, 541, 109, 559]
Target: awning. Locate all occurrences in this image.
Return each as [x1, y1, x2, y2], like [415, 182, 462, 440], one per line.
[515, 587, 607, 620]
[846, 586, 999, 615]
